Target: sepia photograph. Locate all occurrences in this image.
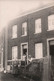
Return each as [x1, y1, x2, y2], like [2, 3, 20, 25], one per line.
[0, 0, 54, 81]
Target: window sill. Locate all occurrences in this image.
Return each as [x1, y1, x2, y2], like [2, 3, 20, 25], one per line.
[34, 32, 41, 34]
[7, 59, 21, 62]
[47, 29, 54, 31]
[11, 37, 17, 39]
[21, 35, 27, 37]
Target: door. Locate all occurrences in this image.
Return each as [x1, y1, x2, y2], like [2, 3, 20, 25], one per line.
[49, 40, 54, 81]
[21, 43, 28, 64]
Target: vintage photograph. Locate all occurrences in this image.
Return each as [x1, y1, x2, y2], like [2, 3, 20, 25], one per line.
[0, 0, 54, 81]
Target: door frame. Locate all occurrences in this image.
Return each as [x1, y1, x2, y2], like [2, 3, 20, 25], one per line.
[47, 38, 54, 56]
[21, 42, 28, 64]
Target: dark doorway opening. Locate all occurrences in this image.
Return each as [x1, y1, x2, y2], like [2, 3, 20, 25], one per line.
[50, 41, 54, 81]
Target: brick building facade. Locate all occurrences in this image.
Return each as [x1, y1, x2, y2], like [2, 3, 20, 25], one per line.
[0, 4, 54, 81]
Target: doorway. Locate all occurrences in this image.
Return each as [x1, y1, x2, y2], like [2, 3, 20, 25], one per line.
[49, 40, 54, 81]
[21, 43, 28, 64]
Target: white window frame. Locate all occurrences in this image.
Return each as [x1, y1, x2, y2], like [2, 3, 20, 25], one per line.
[48, 14, 54, 31]
[35, 18, 41, 34]
[12, 25, 17, 38]
[12, 46, 18, 60]
[47, 38, 54, 56]
[35, 43, 43, 59]
[21, 22, 27, 36]
[21, 42, 28, 63]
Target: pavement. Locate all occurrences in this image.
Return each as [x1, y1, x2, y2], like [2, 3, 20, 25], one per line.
[0, 72, 31, 81]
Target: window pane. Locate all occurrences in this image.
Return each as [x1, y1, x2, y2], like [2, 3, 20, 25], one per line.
[35, 19, 41, 33]
[12, 46, 18, 60]
[22, 22, 27, 36]
[22, 27, 25, 35]
[35, 43, 43, 59]
[48, 15, 54, 30]
[12, 25, 17, 38]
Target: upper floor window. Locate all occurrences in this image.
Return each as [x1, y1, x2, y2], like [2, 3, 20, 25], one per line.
[12, 25, 17, 38]
[22, 22, 27, 36]
[48, 14, 54, 30]
[35, 18, 41, 33]
[12, 46, 18, 60]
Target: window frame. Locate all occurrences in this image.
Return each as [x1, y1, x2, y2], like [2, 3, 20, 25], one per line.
[21, 22, 27, 36]
[48, 14, 54, 31]
[21, 42, 28, 64]
[12, 46, 18, 60]
[34, 18, 42, 34]
[35, 43, 43, 59]
[12, 25, 17, 39]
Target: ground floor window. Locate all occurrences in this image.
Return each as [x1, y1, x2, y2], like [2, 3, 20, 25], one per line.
[12, 46, 18, 60]
[35, 43, 43, 59]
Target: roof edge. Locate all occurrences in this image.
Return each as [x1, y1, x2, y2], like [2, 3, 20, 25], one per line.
[15, 2, 54, 19]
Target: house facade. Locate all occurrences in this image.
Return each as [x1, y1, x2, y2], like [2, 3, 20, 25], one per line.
[0, 4, 54, 81]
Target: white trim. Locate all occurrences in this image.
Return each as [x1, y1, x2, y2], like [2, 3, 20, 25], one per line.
[35, 43, 43, 59]
[48, 14, 54, 31]
[47, 37, 54, 56]
[21, 35, 27, 37]
[12, 46, 18, 60]
[21, 42, 28, 64]
[12, 25, 17, 39]
[34, 32, 41, 34]
[21, 22, 27, 36]
[7, 59, 21, 62]
[47, 30, 53, 31]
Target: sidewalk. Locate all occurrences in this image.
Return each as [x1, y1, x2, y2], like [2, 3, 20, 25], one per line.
[0, 72, 30, 81]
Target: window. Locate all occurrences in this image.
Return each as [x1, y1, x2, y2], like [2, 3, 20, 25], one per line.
[35, 43, 43, 59]
[35, 18, 41, 33]
[22, 22, 27, 36]
[12, 46, 18, 60]
[12, 25, 17, 38]
[48, 14, 54, 30]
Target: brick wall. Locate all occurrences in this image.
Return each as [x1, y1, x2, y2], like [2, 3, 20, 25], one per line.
[3, 6, 54, 71]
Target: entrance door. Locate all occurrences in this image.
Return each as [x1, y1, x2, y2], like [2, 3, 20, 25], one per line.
[49, 40, 54, 81]
[21, 43, 28, 64]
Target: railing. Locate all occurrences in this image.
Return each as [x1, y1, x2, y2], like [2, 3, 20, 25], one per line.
[7, 59, 21, 73]
[6, 57, 51, 81]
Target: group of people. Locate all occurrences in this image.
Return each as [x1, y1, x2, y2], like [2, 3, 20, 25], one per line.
[22, 54, 33, 64]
